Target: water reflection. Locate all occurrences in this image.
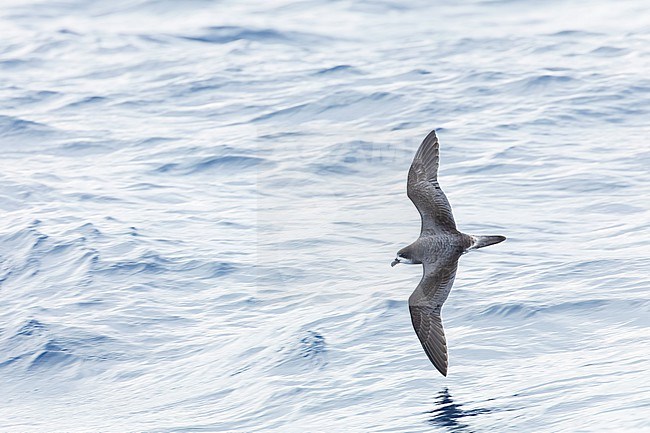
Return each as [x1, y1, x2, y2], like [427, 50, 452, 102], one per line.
[426, 388, 491, 432]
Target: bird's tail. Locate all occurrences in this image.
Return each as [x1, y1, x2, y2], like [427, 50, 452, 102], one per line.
[469, 235, 506, 251]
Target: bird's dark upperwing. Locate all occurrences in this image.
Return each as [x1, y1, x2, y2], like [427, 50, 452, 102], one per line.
[408, 251, 460, 376]
[407, 130, 457, 235]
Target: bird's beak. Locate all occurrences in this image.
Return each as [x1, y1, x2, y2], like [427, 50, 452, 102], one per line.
[391, 258, 400, 267]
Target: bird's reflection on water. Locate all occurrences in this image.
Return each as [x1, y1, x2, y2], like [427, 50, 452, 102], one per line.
[426, 388, 491, 432]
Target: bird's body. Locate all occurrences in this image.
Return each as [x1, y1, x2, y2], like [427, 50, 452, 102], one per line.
[392, 130, 505, 376]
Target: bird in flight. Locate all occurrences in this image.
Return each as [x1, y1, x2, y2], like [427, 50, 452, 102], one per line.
[391, 130, 505, 376]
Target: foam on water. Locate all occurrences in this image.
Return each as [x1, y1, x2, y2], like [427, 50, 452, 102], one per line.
[1, 0, 649, 431]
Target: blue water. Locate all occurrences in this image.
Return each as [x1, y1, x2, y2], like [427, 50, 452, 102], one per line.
[1, 1, 649, 431]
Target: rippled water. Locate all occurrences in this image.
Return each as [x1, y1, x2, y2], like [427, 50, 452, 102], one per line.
[1, 1, 649, 431]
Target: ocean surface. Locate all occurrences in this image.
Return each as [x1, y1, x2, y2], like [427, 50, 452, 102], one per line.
[1, 1, 649, 431]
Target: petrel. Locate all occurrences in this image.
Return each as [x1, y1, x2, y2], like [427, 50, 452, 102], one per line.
[391, 130, 505, 376]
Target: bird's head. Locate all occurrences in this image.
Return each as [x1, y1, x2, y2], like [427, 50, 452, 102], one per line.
[391, 248, 416, 267]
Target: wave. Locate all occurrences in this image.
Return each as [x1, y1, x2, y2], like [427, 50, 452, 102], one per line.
[252, 91, 404, 124]
[0, 319, 120, 373]
[178, 25, 329, 46]
[0, 114, 53, 139]
[155, 155, 270, 175]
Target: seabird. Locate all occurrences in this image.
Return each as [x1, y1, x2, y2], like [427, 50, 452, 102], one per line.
[392, 130, 505, 376]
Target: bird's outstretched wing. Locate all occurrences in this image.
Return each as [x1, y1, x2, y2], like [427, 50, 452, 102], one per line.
[407, 130, 457, 235]
[408, 251, 460, 376]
